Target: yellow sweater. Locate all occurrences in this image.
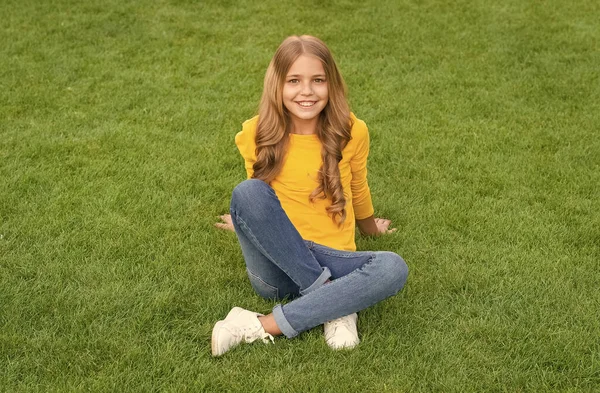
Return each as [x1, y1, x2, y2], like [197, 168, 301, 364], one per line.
[235, 113, 374, 251]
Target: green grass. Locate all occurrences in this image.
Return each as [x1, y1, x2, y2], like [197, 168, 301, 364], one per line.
[1, 0, 599, 391]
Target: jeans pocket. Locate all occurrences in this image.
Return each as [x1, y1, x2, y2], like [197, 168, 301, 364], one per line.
[246, 268, 279, 300]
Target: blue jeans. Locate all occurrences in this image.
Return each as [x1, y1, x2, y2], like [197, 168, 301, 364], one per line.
[230, 179, 408, 338]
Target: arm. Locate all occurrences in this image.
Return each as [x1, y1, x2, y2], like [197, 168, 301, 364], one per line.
[350, 119, 396, 236]
[216, 118, 258, 232]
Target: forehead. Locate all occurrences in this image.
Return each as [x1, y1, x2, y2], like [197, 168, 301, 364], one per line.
[287, 55, 325, 75]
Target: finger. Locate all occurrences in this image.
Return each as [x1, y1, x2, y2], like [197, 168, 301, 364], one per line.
[387, 228, 397, 233]
[215, 223, 231, 230]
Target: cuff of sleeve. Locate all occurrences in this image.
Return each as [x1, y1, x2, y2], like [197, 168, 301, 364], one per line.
[354, 205, 375, 220]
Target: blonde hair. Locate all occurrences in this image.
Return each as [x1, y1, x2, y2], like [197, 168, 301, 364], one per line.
[252, 35, 352, 225]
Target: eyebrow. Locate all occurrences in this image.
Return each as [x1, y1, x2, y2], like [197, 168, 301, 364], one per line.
[286, 74, 327, 78]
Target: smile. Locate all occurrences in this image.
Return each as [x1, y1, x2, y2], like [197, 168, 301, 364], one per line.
[296, 101, 317, 107]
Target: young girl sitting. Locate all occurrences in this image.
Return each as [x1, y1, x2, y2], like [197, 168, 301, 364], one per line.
[213, 35, 408, 356]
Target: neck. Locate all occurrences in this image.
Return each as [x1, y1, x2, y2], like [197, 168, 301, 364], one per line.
[290, 117, 318, 135]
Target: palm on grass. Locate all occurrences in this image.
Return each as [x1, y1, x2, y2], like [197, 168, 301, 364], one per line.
[375, 218, 397, 234]
[215, 214, 234, 232]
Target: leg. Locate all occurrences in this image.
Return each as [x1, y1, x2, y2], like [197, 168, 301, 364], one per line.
[272, 244, 409, 338]
[230, 179, 330, 296]
[214, 180, 332, 356]
[233, 222, 300, 300]
[214, 180, 408, 354]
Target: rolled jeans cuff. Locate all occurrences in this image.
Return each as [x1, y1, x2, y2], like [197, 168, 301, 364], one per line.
[273, 304, 299, 338]
[300, 267, 331, 296]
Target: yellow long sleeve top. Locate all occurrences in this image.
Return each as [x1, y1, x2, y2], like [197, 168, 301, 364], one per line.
[235, 113, 374, 251]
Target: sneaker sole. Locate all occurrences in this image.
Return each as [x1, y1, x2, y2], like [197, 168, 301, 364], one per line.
[211, 320, 226, 356]
[326, 339, 360, 350]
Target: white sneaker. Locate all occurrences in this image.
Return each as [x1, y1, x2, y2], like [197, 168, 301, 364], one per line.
[211, 307, 274, 356]
[324, 313, 359, 350]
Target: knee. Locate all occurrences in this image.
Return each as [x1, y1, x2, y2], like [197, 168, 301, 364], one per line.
[231, 179, 272, 210]
[378, 252, 409, 294]
[232, 179, 269, 201]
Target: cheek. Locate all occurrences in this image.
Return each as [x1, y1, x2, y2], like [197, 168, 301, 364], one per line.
[316, 85, 329, 98]
[282, 86, 296, 100]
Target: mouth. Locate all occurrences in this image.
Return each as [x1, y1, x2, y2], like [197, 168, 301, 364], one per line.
[296, 101, 317, 108]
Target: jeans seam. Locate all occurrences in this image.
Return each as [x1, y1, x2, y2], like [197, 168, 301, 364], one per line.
[246, 267, 279, 298]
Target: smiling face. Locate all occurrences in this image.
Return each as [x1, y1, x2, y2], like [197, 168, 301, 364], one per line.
[282, 55, 329, 134]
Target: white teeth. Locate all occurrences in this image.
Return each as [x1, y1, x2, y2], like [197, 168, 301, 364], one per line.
[298, 102, 315, 107]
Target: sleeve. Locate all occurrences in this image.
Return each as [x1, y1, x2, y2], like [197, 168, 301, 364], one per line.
[234, 117, 258, 179]
[350, 119, 375, 219]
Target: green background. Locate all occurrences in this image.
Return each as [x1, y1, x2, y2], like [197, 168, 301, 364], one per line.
[1, 0, 599, 391]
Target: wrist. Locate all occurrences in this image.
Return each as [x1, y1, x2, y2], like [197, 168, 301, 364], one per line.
[356, 215, 379, 237]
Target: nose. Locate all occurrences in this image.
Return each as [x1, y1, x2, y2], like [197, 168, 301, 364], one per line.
[300, 82, 313, 95]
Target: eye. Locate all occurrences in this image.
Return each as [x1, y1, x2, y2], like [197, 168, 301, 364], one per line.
[314, 78, 325, 83]
[288, 79, 299, 84]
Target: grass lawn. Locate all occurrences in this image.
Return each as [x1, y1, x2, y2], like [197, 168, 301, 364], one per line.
[1, 0, 599, 391]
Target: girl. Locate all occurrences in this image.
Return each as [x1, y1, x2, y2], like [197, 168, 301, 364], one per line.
[213, 35, 408, 356]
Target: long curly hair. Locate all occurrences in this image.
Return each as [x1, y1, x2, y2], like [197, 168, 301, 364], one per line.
[252, 35, 352, 225]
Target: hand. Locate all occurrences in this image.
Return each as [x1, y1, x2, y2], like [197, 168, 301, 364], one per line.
[374, 217, 397, 235]
[215, 214, 235, 232]
[356, 215, 397, 236]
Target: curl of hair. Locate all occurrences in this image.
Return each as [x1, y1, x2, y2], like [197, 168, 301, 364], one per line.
[253, 35, 352, 225]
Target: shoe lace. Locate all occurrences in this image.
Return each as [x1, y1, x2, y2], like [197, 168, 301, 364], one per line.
[261, 332, 275, 344]
[241, 326, 274, 344]
[327, 316, 353, 330]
